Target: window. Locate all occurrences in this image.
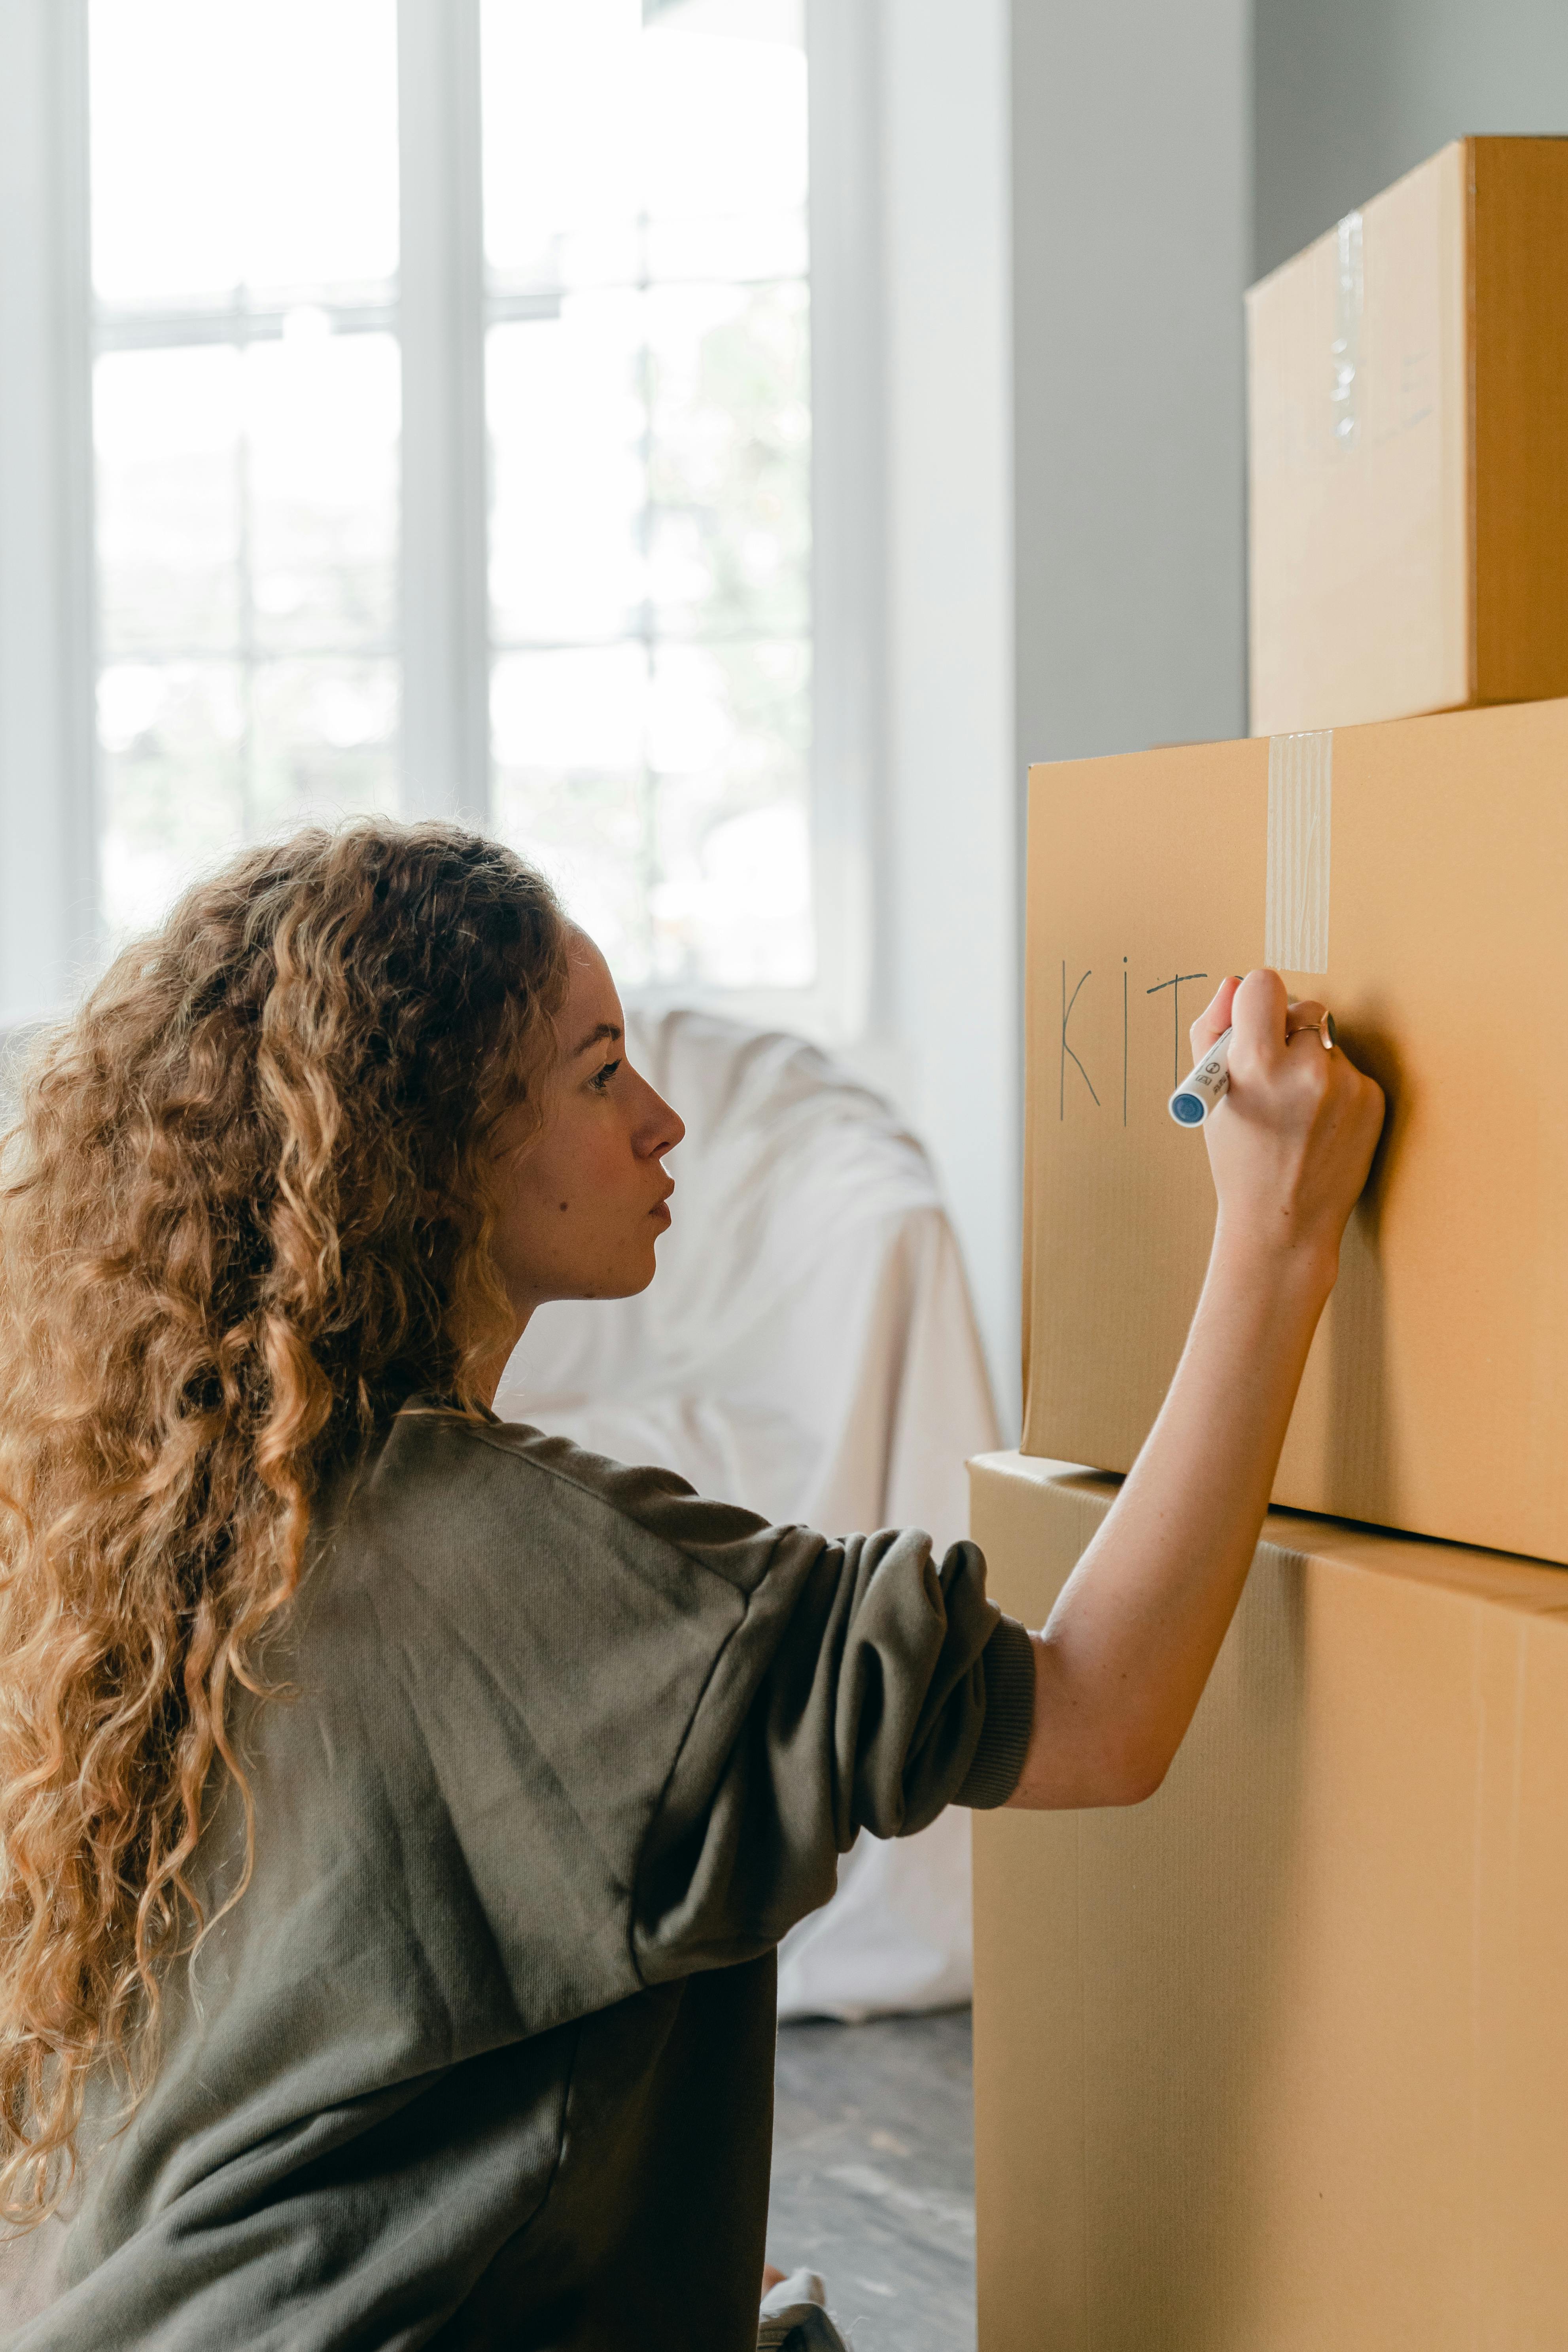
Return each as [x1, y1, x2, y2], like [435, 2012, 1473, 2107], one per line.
[483, 1, 811, 990]
[78, 0, 814, 995]
[89, 0, 403, 939]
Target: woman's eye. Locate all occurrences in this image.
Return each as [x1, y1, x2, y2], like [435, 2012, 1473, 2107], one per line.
[590, 1058, 622, 1094]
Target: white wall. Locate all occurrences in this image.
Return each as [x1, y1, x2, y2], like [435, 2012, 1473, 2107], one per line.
[877, 0, 1020, 1432]
[868, 0, 1254, 1440]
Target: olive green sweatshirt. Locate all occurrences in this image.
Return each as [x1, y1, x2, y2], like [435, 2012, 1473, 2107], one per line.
[4, 1404, 1035, 2351]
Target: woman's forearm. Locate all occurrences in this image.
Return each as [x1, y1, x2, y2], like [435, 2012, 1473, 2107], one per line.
[1007, 1224, 1333, 1809]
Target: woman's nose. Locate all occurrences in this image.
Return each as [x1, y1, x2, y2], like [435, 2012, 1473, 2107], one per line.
[634, 1072, 684, 1158]
[652, 1093, 685, 1156]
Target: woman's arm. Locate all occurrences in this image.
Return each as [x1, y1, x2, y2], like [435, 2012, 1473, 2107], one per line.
[1006, 966, 1385, 1811]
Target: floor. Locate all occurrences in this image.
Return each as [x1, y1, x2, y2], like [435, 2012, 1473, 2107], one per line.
[766, 2008, 977, 2352]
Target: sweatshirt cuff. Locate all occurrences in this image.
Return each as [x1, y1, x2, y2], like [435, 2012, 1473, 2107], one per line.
[952, 1614, 1036, 1810]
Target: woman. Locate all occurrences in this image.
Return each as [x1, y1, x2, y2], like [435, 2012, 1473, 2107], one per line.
[0, 822, 1382, 2348]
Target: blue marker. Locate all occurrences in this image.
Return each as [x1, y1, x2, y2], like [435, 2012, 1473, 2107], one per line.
[1169, 1028, 1233, 1126]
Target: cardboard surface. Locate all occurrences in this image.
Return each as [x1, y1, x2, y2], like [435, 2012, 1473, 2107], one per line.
[1021, 694, 1568, 1564]
[1247, 136, 1568, 736]
[970, 1451, 1568, 2352]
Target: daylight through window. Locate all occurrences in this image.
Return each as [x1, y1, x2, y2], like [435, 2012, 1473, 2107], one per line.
[85, 0, 813, 991]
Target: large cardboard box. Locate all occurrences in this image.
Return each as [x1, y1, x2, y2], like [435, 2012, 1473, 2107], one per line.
[970, 1451, 1568, 2352]
[1022, 694, 1568, 1565]
[1248, 137, 1568, 736]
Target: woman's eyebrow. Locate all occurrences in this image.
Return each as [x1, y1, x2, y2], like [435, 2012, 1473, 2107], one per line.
[571, 1021, 624, 1058]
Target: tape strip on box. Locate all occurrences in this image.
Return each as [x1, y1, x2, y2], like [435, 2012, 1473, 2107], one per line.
[1331, 208, 1363, 452]
[1266, 729, 1332, 974]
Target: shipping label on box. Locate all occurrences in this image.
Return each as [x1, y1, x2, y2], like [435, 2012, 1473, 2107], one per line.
[1022, 696, 1568, 1563]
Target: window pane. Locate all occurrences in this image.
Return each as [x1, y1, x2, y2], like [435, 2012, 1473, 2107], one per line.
[493, 638, 810, 990]
[483, 0, 641, 291]
[493, 646, 654, 979]
[97, 334, 401, 664]
[249, 330, 401, 653]
[638, 11, 808, 244]
[489, 280, 810, 648]
[89, 2, 403, 943]
[483, 0, 805, 293]
[98, 655, 399, 948]
[488, 300, 646, 647]
[89, 0, 399, 305]
[648, 640, 810, 986]
[251, 659, 399, 831]
[96, 347, 242, 656]
[647, 210, 806, 288]
[484, 0, 812, 994]
[647, 280, 809, 640]
[98, 661, 246, 939]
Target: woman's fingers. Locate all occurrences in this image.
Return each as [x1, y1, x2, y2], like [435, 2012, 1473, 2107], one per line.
[1188, 975, 1242, 1061]
[1227, 974, 1335, 1069]
[1226, 967, 1292, 1066]
[1203, 966, 1386, 1262]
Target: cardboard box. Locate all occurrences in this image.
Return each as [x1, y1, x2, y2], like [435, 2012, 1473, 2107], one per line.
[1248, 137, 1568, 736]
[1022, 694, 1568, 1564]
[970, 1450, 1568, 2352]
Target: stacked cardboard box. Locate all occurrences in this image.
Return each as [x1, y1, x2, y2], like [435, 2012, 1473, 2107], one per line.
[1248, 138, 1568, 735]
[1020, 690, 1568, 1565]
[976, 136, 1568, 2345]
[970, 1453, 1568, 2352]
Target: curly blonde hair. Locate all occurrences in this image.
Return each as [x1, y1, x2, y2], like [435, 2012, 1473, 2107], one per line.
[0, 820, 568, 2224]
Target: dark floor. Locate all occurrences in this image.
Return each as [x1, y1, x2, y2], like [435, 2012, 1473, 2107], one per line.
[766, 2008, 977, 2352]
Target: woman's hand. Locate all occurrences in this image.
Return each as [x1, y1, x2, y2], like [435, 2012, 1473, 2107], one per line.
[1190, 969, 1385, 1288]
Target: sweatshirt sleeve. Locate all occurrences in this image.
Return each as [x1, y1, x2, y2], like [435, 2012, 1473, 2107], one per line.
[353, 1413, 1033, 2012]
[630, 1515, 1035, 1984]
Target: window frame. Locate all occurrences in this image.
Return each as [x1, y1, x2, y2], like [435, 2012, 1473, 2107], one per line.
[0, 0, 96, 1025]
[0, 0, 880, 1043]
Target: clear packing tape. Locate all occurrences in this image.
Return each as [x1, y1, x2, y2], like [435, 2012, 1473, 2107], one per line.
[1331, 207, 1364, 453]
[1266, 729, 1332, 975]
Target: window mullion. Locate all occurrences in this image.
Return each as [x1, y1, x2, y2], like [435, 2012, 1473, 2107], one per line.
[397, 0, 490, 827]
[0, 0, 97, 1018]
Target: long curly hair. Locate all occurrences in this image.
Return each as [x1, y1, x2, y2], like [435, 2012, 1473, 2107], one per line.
[0, 820, 569, 2225]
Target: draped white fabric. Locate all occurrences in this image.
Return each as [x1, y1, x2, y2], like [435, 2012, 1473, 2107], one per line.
[495, 1006, 1002, 2019]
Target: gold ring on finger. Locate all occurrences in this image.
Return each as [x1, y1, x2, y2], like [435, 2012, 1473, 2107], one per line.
[1285, 1008, 1337, 1050]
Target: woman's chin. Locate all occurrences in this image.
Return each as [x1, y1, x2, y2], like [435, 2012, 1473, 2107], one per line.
[609, 1249, 662, 1300]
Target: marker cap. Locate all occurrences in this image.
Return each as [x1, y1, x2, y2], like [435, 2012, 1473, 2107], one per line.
[1167, 1026, 1233, 1128]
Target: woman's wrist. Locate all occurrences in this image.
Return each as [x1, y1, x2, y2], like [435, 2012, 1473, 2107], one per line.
[1208, 1213, 1339, 1313]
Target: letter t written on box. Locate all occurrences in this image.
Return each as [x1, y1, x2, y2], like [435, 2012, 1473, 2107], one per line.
[1146, 971, 1210, 1086]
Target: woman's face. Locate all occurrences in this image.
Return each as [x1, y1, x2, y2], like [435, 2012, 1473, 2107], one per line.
[488, 929, 685, 1339]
